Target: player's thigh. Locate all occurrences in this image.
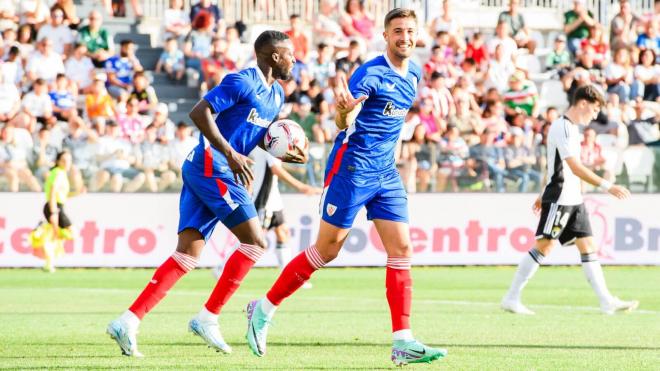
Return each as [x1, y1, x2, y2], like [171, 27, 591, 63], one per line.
[534, 237, 556, 256]
[575, 236, 597, 254]
[229, 215, 267, 249]
[372, 219, 411, 257]
[558, 204, 593, 248]
[365, 170, 409, 224]
[320, 172, 375, 229]
[177, 183, 217, 256]
[314, 219, 351, 262]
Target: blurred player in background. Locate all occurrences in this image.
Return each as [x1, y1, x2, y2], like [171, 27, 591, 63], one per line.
[501, 85, 639, 315]
[107, 30, 307, 357]
[245, 8, 447, 366]
[215, 148, 321, 285]
[30, 150, 78, 272]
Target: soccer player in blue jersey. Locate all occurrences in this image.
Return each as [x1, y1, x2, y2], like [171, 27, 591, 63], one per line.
[107, 30, 307, 357]
[245, 9, 447, 366]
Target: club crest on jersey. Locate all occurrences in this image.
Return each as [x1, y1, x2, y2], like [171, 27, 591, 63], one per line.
[326, 203, 337, 216]
[246, 108, 271, 127]
[383, 101, 408, 117]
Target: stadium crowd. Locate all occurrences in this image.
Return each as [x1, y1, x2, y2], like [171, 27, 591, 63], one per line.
[0, 0, 658, 194]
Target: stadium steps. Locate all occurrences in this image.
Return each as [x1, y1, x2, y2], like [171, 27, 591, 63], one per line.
[135, 47, 163, 71]
[154, 84, 199, 100]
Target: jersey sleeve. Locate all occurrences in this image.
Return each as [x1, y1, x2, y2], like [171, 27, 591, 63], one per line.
[348, 65, 379, 99]
[203, 73, 251, 114]
[555, 122, 579, 160]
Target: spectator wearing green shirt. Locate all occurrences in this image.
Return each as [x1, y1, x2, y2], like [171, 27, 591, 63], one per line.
[563, 0, 596, 56]
[288, 95, 326, 143]
[545, 34, 571, 76]
[503, 71, 539, 120]
[77, 10, 114, 67]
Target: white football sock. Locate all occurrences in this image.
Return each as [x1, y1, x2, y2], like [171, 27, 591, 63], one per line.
[260, 297, 277, 318]
[274, 242, 292, 270]
[393, 329, 414, 342]
[505, 248, 544, 302]
[581, 253, 614, 304]
[121, 310, 141, 328]
[197, 306, 218, 323]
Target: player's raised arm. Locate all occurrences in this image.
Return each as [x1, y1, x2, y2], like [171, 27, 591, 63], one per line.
[333, 74, 368, 130]
[564, 157, 630, 199]
[189, 99, 254, 186]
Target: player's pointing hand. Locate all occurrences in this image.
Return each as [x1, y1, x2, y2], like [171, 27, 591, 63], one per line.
[333, 74, 368, 115]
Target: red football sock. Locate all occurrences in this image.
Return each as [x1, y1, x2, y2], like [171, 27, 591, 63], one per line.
[129, 251, 197, 319]
[386, 257, 412, 332]
[205, 243, 264, 314]
[266, 245, 325, 306]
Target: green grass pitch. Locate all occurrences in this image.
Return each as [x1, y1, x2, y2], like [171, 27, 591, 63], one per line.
[1, 267, 659, 370]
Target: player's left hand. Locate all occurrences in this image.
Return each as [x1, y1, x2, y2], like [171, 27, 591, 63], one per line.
[532, 196, 542, 215]
[301, 185, 322, 195]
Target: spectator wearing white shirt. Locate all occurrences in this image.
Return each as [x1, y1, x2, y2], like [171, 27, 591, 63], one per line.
[0, 73, 21, 125]
[487, 20, 518, 63]
[65, 43, 96, 94]
[0, 124, 41, 192]
[485, 43, 516, 93]
[162, 0, 190, 42]
[26, 37, 65, 85]
[1, 46, 23, 88]
[138, 124, 176, 192]
[21, 79, 55, 130]
[93, 122, 145, 192]
[37, 7, 74, 57]
[169, 122, 197, 177]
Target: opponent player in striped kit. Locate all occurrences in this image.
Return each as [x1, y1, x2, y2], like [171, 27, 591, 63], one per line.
[245, 9, 447, 366]
[107, 31, 307, 357]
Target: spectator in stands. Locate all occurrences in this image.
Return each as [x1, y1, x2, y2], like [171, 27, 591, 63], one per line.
[485, 43, 516, 93]
[303, 79, 330, 131]
[580, 24, 608, 68]
[335, 39, 363, 79]
[32, 126, 60, 180]
[78, 10, 114, 68]
[636, 18, 659, 54]
[53, 0, 79, 28]
[574, 44, 605, 86]
[487, 20, 517, 63]
[422, 72, 455, 122]
[498, 0, 531, 49]
[65, 43, 95, 94]
[1, 46, 22, 89]
[605, 48, 635, 103]
[102, 0, 143, 18]
[224, 25, 247, 69]
[200, 37, 236, 92]
[129, 72, 158, 116]
[610, 0, 641, 50]
[94, 121, 144, 192]
[26, 38, 65, 85]
[481, 99, 509, 142]
[18, 0, 49, 28]
[289, 95, 324, 143]
[470, 128, 508, 192]
[424, 44, 459, 83]
[63, 118, 96, 192]
[418, 96, 445, 143]
[37, 6, 74, 57]
[162, 0, 191, 42]
[116, 97, 149, 143]
[465, 32, 488, 71]
[435, 124, 469, 192]
[340, 0, 375, 42]
[22, 78, 55, 130]
[627, 99, 659, 145]
[170, 122, 197, 172]
[314, 0, 346, 48]
[545, 35, 571, 75]
[563, 0, 596, 55]
[0, 73, 21, 126]
[189, 0, 224, 33]
[0, 124, 41, 192]
[505, 126, 541, 192]
[156, 37, 185, 82]
[49, 73, 77, 122]
[85, 74, 115, 122]
[503, 71, 539, 120]
[285, 14, 310, 83]
[151, 103, 176, 144]
[633, 48, 659, 101]
[105, 39, 143, 99]
[428, 0, 465, 52]
[0, 1, 19, 32]
[138, 124, 176, 192]
[307, 43, 335, 89]
[580, 126, 611, 181]
[16, 24, 36, 60]
[184, 11, 215, 81]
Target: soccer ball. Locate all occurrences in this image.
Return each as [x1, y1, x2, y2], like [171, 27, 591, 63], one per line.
[263, 119, 308, 159]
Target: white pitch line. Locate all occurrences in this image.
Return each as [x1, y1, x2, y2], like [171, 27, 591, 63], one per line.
[1, 287, 658, 315]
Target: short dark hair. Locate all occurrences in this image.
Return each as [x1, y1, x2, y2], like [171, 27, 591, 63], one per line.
[254, 30, 289, 54]
[572, 84, 605, 107]
[56, 73, 66, 80]
[120, 39, 133, 46]
[384, 8, 417, 28]
[289, 14, 300, 20]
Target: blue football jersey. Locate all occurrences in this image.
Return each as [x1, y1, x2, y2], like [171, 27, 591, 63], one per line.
[331, 54, 421, 173]
[104, 56, 134, 85]
[187, 67, 284, 176]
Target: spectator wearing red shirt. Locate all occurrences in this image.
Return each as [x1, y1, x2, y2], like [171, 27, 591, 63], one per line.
[580, 25, 608, 68]
[465, 32, 488, 70]
[580, 127, 610, 180]
[201, 37, 236, 91]
[284, 14, 309, 82]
